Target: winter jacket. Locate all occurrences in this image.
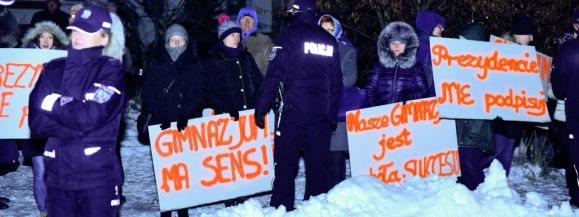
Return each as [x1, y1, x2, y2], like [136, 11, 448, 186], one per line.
[552, 38, 579, 131]
[21, 21, 69, 49]
[0, 8, 20, 48]
[28, 46, 125, 190]
[204, 45, 263, 113]
[416, 11, 445, 97]
[142, 42, 201, 124]
[365, 21, 428, 107]
[237, 7, 273, 76]
[455, 24, 494, 152]
[255, 10, 343, 121]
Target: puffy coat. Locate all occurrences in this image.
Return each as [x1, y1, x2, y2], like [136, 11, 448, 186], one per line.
[204, 45, 263, 113]
[21, 21, 69, 49]
[142, 42, 201, 124]
[28, 46, 125, 190]
[552, 38, 579, 132]
[365, 21, 428, 107]
[255, 11, 343, 120]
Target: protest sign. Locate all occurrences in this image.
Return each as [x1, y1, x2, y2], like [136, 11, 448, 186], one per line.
[430, 37, 550, 122]
[346, 97, 459, 184]
[148, 109, 275, 211]
[0, 49, 66, 138]
[490, 35, 552, 94]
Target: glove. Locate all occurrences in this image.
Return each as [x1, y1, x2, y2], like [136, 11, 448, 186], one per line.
[160, 121, 170, 130]
[254, 112, 265, 129]
[228, 110, 239, 121]
[330, 121, 337, 132]
[177, 117, 188, 132]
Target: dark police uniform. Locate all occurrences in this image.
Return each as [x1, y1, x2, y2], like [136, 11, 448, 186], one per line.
[255, 0, 343, 211]
[28, 5, 124, 217]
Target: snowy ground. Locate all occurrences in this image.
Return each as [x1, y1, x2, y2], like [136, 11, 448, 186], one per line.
[1, 104, 578, 217]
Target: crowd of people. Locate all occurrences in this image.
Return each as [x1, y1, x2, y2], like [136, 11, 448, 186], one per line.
[1, 0, 579, 216]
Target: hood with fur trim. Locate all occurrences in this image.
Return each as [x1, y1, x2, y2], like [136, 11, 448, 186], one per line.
[377, 21, 419, 69]
[103, 12, 125, 63]
[21, 21, 69, 49]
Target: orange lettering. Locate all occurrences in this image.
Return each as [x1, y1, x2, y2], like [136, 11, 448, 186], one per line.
[18, 106, 28, 128]
[369, 161, 401, 184]
[372, 128, 412, 161]
[160, 162, 190, 193]
[437, 81, 474, 106]
[484, 88, 547, 117]
[0, 91, 13, 118]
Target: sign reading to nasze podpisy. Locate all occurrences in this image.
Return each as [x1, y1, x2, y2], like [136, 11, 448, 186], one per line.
[148, 109, 275, 211]
[0, 49, 67, 139]
[430, 37, 550, 122]
[346, 97, 460, 184]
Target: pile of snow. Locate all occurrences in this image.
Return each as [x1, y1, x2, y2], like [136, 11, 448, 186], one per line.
[202, 161, 577, 217]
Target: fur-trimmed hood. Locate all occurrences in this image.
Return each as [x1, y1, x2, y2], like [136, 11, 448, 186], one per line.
[377, 21, 419, 69]
[21, 21, 69, 49]
[103, 12, 125, 63]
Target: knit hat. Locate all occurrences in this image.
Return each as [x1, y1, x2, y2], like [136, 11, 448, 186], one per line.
[416, 11, 446, 35]
[0, 0, 14, 6]
[237, 7, 258, 39]
[511, 15, 534, 35]
[67, 5, 112, 34]
[164, 24, 188, 45]
[218, 20, 241, 41]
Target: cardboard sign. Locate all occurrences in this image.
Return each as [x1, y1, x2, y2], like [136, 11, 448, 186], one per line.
[148, 109, 275, 211]
[430, 37, 550, 122]
[346, 97, 459, 184]
[490, 35, 552, 94]
[0, 48, 67, 139]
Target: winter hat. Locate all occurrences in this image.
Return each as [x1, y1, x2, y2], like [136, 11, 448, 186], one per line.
[237, 7, 258, 39]
[573, 9, 579, 24]
[67, 5, 112, 34]
[164, 24, 188, 62]
[0, 0, 14, 6]
[218, 18, 241, 41]
[511, 15, 534, 35]
[21, 21, 69, 48]
[164, 24, 188, 44]
[416, 11, 446, 35]
[288, 0, 316, 13]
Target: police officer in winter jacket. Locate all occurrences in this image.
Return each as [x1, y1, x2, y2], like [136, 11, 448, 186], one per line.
[28, 6, 125, 217]
[254, 0, 343, 211]
[551, 36, 579, 207]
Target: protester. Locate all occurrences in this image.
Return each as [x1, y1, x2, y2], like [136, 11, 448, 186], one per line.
[318, 14, 358, 188]
[30, 0, 70, 32]
[28, 5, 125, 217]
[365, 21, 428, 107]
[484, 14, 535, 177]
[415, 10, 445, 96]
[236, 7, 273, 76]
[21, 21, 69, 49]
[254, 0, 343, 211]
[453, 24, 495, 191]
[551, 25, 579, 207]
[142, 22, 197, 217]
[205, 17, 263, 121]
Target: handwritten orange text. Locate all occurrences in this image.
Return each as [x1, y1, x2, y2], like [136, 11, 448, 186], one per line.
[0, 63, 43, 89]
[437, 81, 474, 106]
[484, 88, 547, 117]
[403, 149, 460, 178]
[431, 44, 539, 80]
[200, 145, 270, 187]
[373, 128, 412, 161]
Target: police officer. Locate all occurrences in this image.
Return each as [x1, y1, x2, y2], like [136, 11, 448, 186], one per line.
[254, 0, 343, 211]
[28, 5, 125, 217]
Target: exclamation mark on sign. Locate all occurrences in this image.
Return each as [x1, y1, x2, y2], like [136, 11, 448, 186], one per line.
[261, 145, 269, 175]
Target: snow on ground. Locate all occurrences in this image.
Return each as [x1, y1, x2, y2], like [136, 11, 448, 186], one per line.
[1, 103, 578, 217]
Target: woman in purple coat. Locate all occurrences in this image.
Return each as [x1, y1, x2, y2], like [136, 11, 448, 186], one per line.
[365, 21, 428, 107]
